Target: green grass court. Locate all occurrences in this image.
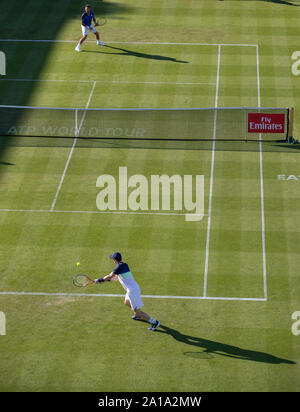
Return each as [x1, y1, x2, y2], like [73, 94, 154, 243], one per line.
[0, 0, 300, 392]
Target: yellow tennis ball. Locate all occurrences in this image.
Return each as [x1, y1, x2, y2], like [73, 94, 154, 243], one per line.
[76, 262, 81, 267]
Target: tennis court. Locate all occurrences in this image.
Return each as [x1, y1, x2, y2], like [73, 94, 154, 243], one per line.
[0, 41, 268, 300]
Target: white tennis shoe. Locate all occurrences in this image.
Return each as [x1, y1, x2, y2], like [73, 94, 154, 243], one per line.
[148, 320, 160, 331]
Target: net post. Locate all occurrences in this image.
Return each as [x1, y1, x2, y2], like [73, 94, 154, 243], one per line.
[244, 109, 248, 143]
[288, 107, 294, 143]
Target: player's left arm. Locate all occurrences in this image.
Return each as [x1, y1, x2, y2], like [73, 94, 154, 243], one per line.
[94, 272, 116, 283]
[92, 12, 98, 26]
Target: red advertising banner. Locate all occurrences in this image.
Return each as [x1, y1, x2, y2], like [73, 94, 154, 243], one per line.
[248, 113, 285, 133]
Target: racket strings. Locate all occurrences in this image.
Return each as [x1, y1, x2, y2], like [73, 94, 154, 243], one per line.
[73, 274, 91, 287]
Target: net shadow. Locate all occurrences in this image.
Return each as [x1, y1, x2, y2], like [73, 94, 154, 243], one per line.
[2, 135, 300, 153]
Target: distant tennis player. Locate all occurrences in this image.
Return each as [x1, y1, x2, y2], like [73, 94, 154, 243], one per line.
[75, 4, 104, 52]
[95, 252, 160, 331]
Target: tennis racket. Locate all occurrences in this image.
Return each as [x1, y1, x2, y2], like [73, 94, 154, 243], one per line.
[95, 16, 107, 27]
[73, 274, 95, 287]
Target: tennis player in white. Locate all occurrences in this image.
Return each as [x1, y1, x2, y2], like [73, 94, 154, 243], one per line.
[94, 252, 160, 331]
[75, 4, 104, 52]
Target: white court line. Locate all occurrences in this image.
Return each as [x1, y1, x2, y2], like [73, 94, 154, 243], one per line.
[77, 80, 97, 135]
[256, 45, 268, 300]
[0, 78, 215, 87]
[50, 140, 77, 211]
[50, 81, 96, 211]
[0, 39, 258, 47]
[0, 208, 209, 217]
[0, 291, 267, 301]
[203, 45, 221, 298]
[0, 78, 93, 83]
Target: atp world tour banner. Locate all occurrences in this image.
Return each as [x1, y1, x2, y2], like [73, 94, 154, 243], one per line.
[248, 113, 285, 133]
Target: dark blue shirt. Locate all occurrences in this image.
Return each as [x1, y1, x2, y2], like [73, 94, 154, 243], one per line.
[113, 262, 131, 275]
[112, 262, 138, 291]
[81, 11, 95, 26]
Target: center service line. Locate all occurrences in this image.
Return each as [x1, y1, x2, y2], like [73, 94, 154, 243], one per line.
[50, 81, 96, 211]
[203, 45, 221, 298]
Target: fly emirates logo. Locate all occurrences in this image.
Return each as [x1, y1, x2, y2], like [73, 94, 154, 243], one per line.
[248, 113, 285, 134]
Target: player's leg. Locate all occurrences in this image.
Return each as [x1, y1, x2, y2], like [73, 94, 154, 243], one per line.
[134, 308, 160, 330]
[91, 25, 105, 46]
[75, 26, 88, 51]
[80, 35, 87, 45]
[125, 293, 160, 330]
[133, 308, 151, 322]
[96, 32, 105, 46]
[124, 298, 140, 320]
[123, 299, 141, 320]
[124, 298, 131, 308]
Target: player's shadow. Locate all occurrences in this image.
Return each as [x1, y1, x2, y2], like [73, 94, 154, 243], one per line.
[225, 0, 300, 5]
[83, 45, 189, 63]
[0, 161, 14, 165]
[220, 0, 299, 5]
[262, 0, 300, 5]
[155, 324, 296, 365]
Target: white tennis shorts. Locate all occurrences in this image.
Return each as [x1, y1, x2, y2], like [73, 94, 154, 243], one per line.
[81, 24, 97, 36]
[125, 289, 144, 311]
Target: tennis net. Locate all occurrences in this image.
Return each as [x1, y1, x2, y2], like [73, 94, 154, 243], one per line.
[0, 105, 292, 142]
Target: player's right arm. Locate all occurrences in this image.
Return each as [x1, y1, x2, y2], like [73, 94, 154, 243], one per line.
[81, 13, 88, 27]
